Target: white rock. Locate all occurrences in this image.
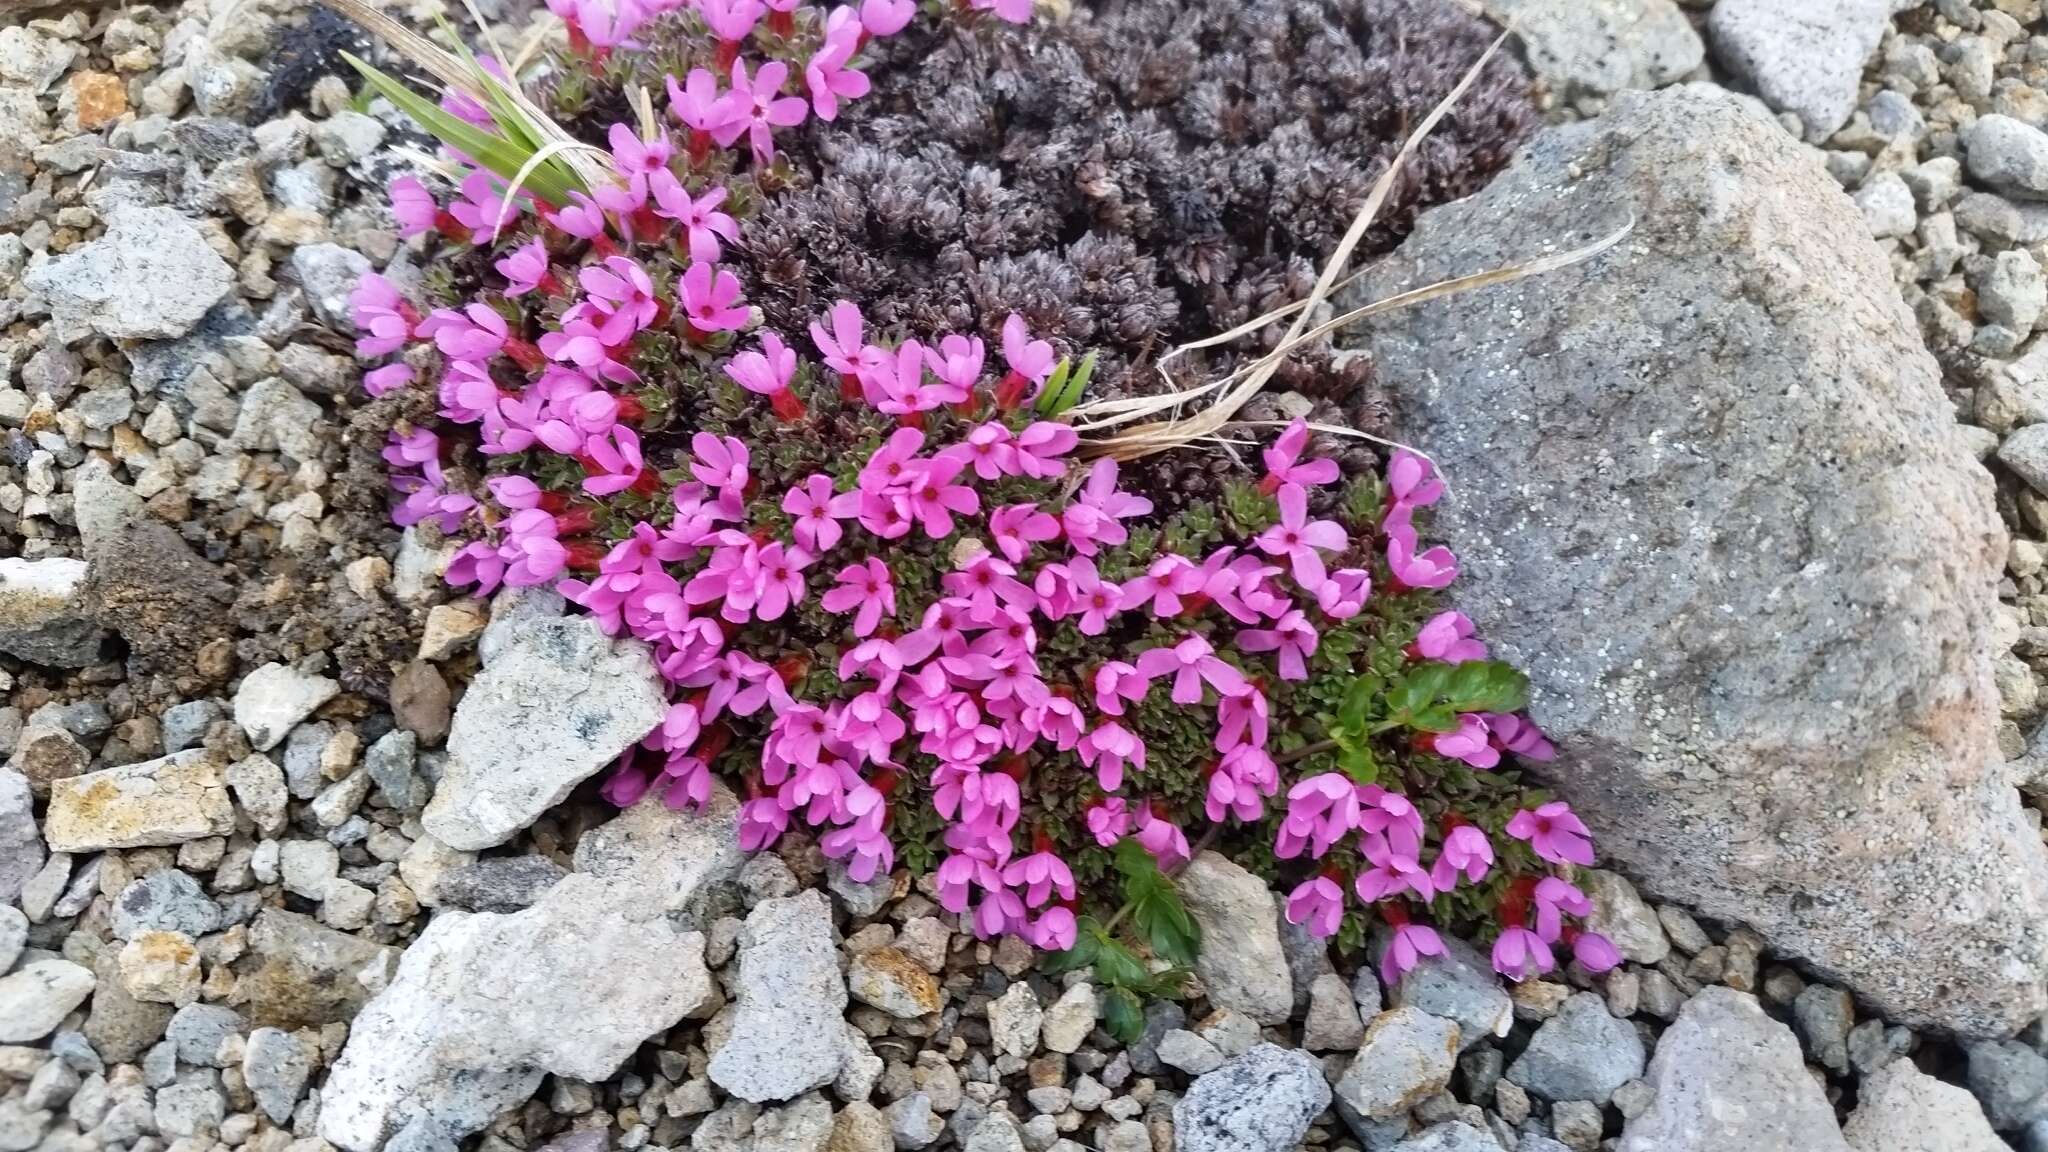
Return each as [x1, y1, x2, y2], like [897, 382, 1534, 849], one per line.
[1620, 987, 1848, 1151]
[0, 558, 101, 667]
[44, 750, 235, 852]
[233, 663, 340, 752]
[0, 960, 94, 1042]
[289, 243, 372, 329]
[1968, 115, 2048, 202]
[1843, 1058, 2004, 1152]
[422, 617, 666, 851]
[1709, 0, 1889, 138]
[1855, 172, 1917, 239]
[709, 890, 849, 1103]
[989, 982, 1042, 1058]
[319, 790, 743, 1152]
[1177, 852, 1292, 1025]
[1482, 0, 1702, 102]
[24, 207, 233, 341]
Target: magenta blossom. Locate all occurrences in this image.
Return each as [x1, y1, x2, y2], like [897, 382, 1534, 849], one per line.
[1414, 610, 1486, 663]
[650, 171, 740, 263]
[1133, 805, 1190, 870]
[1353, 832, 1436, 905]
[1492, 925, 1555, 982]
[680, 263, 750, 334]
[1085, 797, 1131, 847]
[1025, 907, 1077, 951]
[1275, 773, 1359, 860]
[725, 330, 798, 400]
[690, 433, 751, 494]
[1255, 482, 1349, 588]
[804, 19, 870, 121]
[715, 58, 809, 165]
[1011, 421, 1079, 480]
[1430, 825, 1494, 891]
[1003, 850, 1076, 908]
[989, 503, 1059, 563]
[1532, 877, 1592, 942]
[1505, 801, 1596, 867]
[1432, 714, 1500, 770]
[1001, 314, 1055, 388]
[1285, 875, 1345, 939]
[822, 557, 895, 636]
[1386, 520, 1457, 590]
[859, 0, 914, 34]
[1238, 609, 1318, 681]
[667, 67, 734, 138]
[1572, 931, 1623, 973]
[1262, 419, 1339, 489]
[1381, 922, 1446, 987]
[783, 473, 859, 553]
[1076, 722, 1144, 791]
[447, 169, 521, 244]
[1093, 660, 1148, 716]
[496, 238, 553, 297]
[389, 174, 438, 238]
[968, 0, 1032, 24]
[1134, 635, 1247, 705]
[1387, 448, 1445, 509]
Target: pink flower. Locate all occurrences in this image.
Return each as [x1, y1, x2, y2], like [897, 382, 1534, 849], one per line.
[496, 238, 553, 296]
[821, 819, 894, 882]
[1572, 931, 1623, 973]
[417, 303, 507, 361]
[1086, 798, 1130, 847]
[1506, 801, 1595, 867]
[1353, 832, 1436, 904]
[349, 273, 416, 357]
[738, 796, 789, 851]
[1003, 850, 1075, 908]
[1262, 419, 1339, 489]
[448, 169, 521, 244]
[650, 171, 740, 263]
[1414, 611, 1485, 663]
[579, 256, 660, 345]
[690, 432, 751, 495]
[699, 0, 765, 44]
[1025, 907, 1078, 951]
[1011, 421, 1079, 480]
[1429, 825, 1494, 891]
[1285, 875, 1345, 939]
[1214, 687, 1268, 752]
[1386, 520, 1457, 590]
[1486, 713, 1556, 761]
[364, 363, 414, 397]
[943, 554, 1032, 618]
[751, 542, 812, 621]
[1062, 458, 1151, 556]
[923, 333, 984, 399]
[804, 19, 870, 121]
[1119, 554, 1201, 617]
[389, 174, 438, 238]
[1432, 714, 1499, 769]
[606, 122, 674, 199]
[783, 474, 859, 553]
[1001, 314, 1055, 389]
[1357, 786, 1424, 861]
[859, 0, 914, 35]
[1314, 568, 1372, 620]
[1238, 608, 1318, 681]
[989, 503, 1058, 563]
[1133, 805, 1190, 870]
[581, 426, 645, 496]
[1492, 926, 1555, 982]
[549, 191, 609, 241]
[725, 329, 799, 403]
[905, 456, 979, 539]
[822, 557, 895, 636]
[1387, 449, 1444, 510]
[1205, 745, 1276, 823]
[680, 263, 750, 334]
[1077, 722, 1144, 791]
[1134, 635, 1247, 705]
[1275, 773, 1360, 860]
[667, 67, 734, 138]
[1255, 482, 1348, 589]
[1093, 661, 1147, 716]
[1532, 877, 1593, 944]
[1038, 559, 1121, 635]
[811, 300, 888, 380]
[715, 58, 808, 165]
[1381, 922, 1446, 987]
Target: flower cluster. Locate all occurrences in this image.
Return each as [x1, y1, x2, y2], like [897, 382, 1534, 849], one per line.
[355, 0, 1610, 1006]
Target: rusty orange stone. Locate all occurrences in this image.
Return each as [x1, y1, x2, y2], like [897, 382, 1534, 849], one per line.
[70, 71, 127, 131]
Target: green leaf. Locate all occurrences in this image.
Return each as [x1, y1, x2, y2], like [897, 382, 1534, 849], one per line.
[1410, 704, 1460, 733]
[340, 52, 585, 207]
[1113, 839, 1201, 967]
[1443, 660, 1530, 714]
[1035, 353, 1090, 416]
[1042, 918, 1102, 976]
[1092, 936, 1148, 989]
[1337, 742, 1379, 784]
[1336, 674, 1381, 731]
[1100, 985, 1144, 1045]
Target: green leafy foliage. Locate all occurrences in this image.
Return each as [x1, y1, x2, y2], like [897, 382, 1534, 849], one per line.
[1114, 839, 1201, 967]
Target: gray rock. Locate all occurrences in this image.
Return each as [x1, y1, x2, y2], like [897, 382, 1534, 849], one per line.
[1389, 1122, 1500, 1152]
[1041, 984, 1096, 1054]
[160, 702, 221, 754]
[435, 856, 566, 913]
[1277, 909, 1337, 1013]
[0, 772, 40, 906]
[0, 559, 100, 666]
[319, 791, 742, 1152]
[1354, 84, 2048, 1036]
[232, 663, 339, 753]
[1171, 1043, 1329, 1152]
[1335, 1007, 1460, 1121]
[364, 729, 423, 812]
[1482, 0, 1701, 103]
[1982, 250, 2046, 334]
[1578, 871, 1667, 966]
[228, 377, 325, 463]
[1175, 852, 1292, 1025]
[1856, 172, 1918, 239]
[1620, 987, 1849, 1151]
[1158, 1030, 1224, 1076]
[422, 618, 667, 851]
[111, 870, 222, 941]
[84, 949, 172, 1063]
[888, 1093, 943, 1150]
[236, 908, 400, 1028]
[45, 751, 236, 852]
[24, 206, 233, 341]
[154, 1079, 225, 1138]
[1793, 984, 1855, 1074]
[1968, 1039, 2048, 1130]
[989, 982, 1042, 1059]
[1708, 0, 1888, 137]
[1507, 992, 1644, 1104]
[2001, 425, 2048, 497]
[709, 889, 849, 1103]
[289, 243, 372, 329]
[165, 1004, 243, 1066]
[1390, 934, 1512, 1051]
[0, 907, 23, 973]
[0, 960, 94, 1042]
[827, 858, 893, 918]
[1303, 972, 1366, 1051]
[1969, 115, 2048, 202]
[1845, 1058, 2005, 1152]
[965, 1112, 1025, 1152]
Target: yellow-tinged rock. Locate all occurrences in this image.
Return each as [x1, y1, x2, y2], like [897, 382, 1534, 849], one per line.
[45, 749, 235, 852]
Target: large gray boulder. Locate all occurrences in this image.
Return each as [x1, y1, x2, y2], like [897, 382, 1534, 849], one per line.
[708, 889, 850, 1103]
[1620, 988, 1847, 1152]
[318, 790, 744, 1152]
[1352, 86, 2048, 1035]
[1709, 0, 1891, 139]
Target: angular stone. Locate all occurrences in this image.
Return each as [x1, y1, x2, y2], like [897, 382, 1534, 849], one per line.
[989, 982, 1042, 1059]
[69, 71, 125, 130]
[1506, 992, 1645, 1104]
[1354, 85, 2048, 1035]
[118, 930, 200, 1004]
[1968, 115, 2048, 203]
[111, 869, 222, 940]
[1708, 0, 1888, 137]
[0, 558, 101, 666]
[1483, 0, 1701, 102]
[0, 772, 41, 906]
[1390, 934, 1511, 1051]
[1173, 1044, 1331, 1152]
[1176, 852, 1291, 1025]
[232, 663, 339, 752]
[1040, 984, 1096, 1055]
[320, 790, 742, 1151]
[1844, 1058, 2004, 1152]
[44, 750, 236, 852]
[434, 855, 566, 913]
[27, 207, 233, 341]
[235, 908, 400, 1028]
[1335, 1007, 1460, 1121]
[422, 618, 666, 850]
[1619, 987, 1848, 1151]
[1303, 972, 1366, 1051]
[244, 1028, 312, 1125]
[710, 889, 849, 1103]
[0, 960, 93, 1042]
[848, 947, 942, 1020]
